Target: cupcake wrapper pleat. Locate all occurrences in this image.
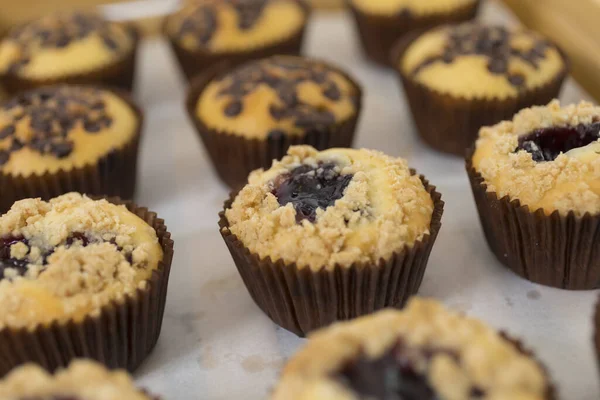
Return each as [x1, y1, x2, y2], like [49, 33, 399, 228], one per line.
[397, 60, 568, 156]
[349, 0, 481, 67]
[0, 87, 143, 214]
[0, 25, 139, 95]
[185, 62, 363, 190]
[166, 7, 309, 83]
[466, 155, 600, 290]
[218, 174, 443, 337]
[0, 198, 174, 376]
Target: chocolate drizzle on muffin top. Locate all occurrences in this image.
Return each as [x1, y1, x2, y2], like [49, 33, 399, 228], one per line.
[0, 85, 138, 177]
[351, 0, 477, 16]
[0, 12, 134, 80]
[167, 0, 306, 52]
[225, 146, 433, 269]
[0, 193, 162, 330]
[0, 360, 152, 400]
[402, 23, 566, 99]
[197, 56, 359, 139]
[473, 100, 600, 216]
[272, 298, 549, 400]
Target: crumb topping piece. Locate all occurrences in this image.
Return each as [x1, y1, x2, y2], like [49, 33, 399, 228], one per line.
[167, 0, 306, 52]
[401, 23, 566, 100]
[0, 85, 138, 177]
[197, 56, 359, 139]
[0, 12, 134, 80]
[224, 145, 433, 270]
[0, 360, 151, 399]
[0, 193, 163, 330]
[272, 298, 547, 400]
[351, 0, 477, 16]
[473, 100, 600, 216]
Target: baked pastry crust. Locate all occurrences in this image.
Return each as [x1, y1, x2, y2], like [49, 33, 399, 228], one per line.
[224, 145, 433, 270]
[0, 193, 163, 330]
[196, 56, 359, 139]
[401, 23, 566, 100]
[273, 298, 547, 400]
[472, 100, 600, 216]
[0, 12, 134, 80]
[166, 0, 307, 53]
[0, 85, 139, 177]
[0, 360, 151, 399]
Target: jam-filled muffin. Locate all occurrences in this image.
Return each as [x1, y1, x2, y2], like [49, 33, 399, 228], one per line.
[0, 193, 174, 374]
[398, 23, 568, 155]
[165, 0, 309, 81]
[0, 11, 138, 94]
[219, 145, 443, 335]
[348, 0, 480, 66]
[188, 55, 362, 189]
[272, 298, 555, 400]
[0, 85, 142, 212]
[0, 360, 156, 399]
[468, 100, 600, 290]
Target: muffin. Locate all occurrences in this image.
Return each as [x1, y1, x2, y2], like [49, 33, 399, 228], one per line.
[0, 360, 157, 399]
[187, 55, 362, 189]
[397, 23, 568, 156]
[467, 100, 600, 290]
[219, 145, 443, 336]
[0, 11, 138, 95]
[165, 0, 309, 82]
[0, 193, 174, 374]
[0, 85, 142, 213]
[272, 298, 555, 400]
[348, 0, 480, 67]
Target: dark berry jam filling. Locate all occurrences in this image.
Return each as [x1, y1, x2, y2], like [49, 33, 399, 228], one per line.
[272, 162, 353, 223]
[516, 122, 600, 162]
[337, 343, 485, 400]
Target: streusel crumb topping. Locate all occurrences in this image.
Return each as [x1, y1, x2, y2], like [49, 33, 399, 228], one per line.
[472, 100, 600, 216]
[0, 360, 151, 399]
[272, 298, 547, 400]
[0, 193, 162, 329]
[224, 145, 433, 270]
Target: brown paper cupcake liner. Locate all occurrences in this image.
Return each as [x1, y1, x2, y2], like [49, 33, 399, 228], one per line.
[348, 0, 481, 67]
[218, 174, 443, 337]
[466, 153, 600, 290]
[396, 53, 569, 156]
[185, 60, 363, 190]
[165, 2, 310, 82]
[0, 86, 143, 214]
[0, 24, 139, 96]
[0, 197, 174, 376]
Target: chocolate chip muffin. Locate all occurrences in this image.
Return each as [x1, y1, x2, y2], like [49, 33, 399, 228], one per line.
[467, 100, 600, 290]
[165, 0, 309, 81]
[187, 55, 362, 189]
[272, 298, 555, 400]
[0, 193, 174, 374]
[0, 85, 142, 213]
[349, 0, 480, 66]
[0, 11, 138, 95]
[219, 145, 443, 336]
[397, 23, 568, 155]
[0, 360, 156, 399]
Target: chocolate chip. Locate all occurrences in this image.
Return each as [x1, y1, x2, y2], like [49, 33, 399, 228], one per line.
[224, 100, 243, 117]
[0, 150, 9, 165]
[323, 84, 341, 101]
[0, 125, 15, 139]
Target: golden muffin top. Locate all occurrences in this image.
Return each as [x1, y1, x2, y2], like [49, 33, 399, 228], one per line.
[167, 0, 307, 52]
[0, 85, 139, 177]
[473, 100, 600, 217]
[273, 298, 548, 400]
[0, 11, 135, 80]
[401, 23, 566, 100]
[0, 193, 163, 330]
[224, 145, 434, 270]
[196, 56, 360, 139]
